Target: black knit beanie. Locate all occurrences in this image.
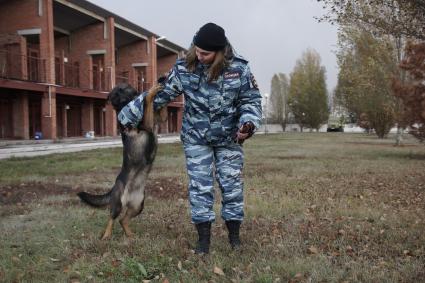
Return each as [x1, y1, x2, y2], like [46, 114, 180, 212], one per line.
[193, 23, 226, 51]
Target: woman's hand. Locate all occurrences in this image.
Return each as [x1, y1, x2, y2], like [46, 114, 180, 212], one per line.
[235, 122, 255, 144]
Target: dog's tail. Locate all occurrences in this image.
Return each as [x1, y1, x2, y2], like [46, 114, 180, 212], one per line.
[77, 190, 112, 208]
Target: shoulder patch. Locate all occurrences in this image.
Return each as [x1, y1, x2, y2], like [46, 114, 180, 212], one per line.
[250, 73, 259, 89]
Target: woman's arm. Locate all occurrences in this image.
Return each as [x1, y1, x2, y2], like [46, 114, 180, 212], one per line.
[237, 64, 262, 129]
[117, 64, 184, 128]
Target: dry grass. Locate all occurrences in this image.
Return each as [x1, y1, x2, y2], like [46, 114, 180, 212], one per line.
[0, 133, 424, 282]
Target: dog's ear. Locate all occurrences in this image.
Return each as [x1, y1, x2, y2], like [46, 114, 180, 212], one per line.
[109, 83, 138, 112]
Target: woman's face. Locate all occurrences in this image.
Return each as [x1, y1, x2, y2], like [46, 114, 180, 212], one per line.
[195, 46, 216, 64]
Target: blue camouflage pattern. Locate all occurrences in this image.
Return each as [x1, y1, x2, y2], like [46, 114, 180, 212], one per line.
[184, 143, 244, 223]
[118, 53, 262, 145]
[117, 49, 262, 224]
[117, 91, 147, 128]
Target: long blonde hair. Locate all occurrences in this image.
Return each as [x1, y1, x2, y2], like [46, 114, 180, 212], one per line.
[185, 44, 233, 82]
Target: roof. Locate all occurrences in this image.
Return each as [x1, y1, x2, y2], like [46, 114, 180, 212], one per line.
[58, 0, 186, 52]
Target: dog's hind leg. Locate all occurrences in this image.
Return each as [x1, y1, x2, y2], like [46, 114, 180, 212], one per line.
[119, 211, 134, 238]
[119, 199, 145, 238]
[101, 217, 115, 240]
[101, 181, 124, 240]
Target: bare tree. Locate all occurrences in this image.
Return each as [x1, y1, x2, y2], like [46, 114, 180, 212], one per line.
[270, 73, 289, 131]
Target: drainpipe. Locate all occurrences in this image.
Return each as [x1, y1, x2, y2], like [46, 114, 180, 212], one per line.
[38, 83, 60, 117]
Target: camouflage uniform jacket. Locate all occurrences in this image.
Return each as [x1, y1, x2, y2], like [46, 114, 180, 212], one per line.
[118, 53, 262, 146]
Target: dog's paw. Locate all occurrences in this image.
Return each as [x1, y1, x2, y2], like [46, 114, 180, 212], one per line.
[146, 84, 163, 103]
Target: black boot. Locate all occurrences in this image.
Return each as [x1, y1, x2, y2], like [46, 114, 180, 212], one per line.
[226, 220, 241, 250]
[195, 221, 211, 254]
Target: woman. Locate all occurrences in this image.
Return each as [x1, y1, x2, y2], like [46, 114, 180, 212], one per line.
[118, 22, 262, 254]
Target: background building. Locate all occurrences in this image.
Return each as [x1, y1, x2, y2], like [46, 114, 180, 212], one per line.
[0, 0, 186, 140]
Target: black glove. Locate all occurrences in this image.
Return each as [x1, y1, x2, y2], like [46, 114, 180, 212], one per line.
[235, 122, 255, 145]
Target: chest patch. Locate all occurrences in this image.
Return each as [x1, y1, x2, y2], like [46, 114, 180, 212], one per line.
[224, 72, 240, 79]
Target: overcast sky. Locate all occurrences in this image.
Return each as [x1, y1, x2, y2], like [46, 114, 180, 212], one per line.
[88, 0, 339, 96]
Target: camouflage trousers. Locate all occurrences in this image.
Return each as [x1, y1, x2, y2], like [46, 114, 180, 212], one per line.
[183, 143, 244, 224]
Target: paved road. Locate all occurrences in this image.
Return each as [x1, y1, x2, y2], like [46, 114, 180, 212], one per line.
[0, 135, 180, 160]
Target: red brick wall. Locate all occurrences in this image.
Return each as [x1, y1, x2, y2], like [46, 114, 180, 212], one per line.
[116, 40, 149, 89]
[68, 21, 109, 89]
[81, 99, 94, 134]
[105, 17, 115, 90]
[0, 1, 40, 34]
[0, 1, 183, 138]
[13, 93, 29, 139]
[0, 0, 55, 83]
[55, 37, 69, 56]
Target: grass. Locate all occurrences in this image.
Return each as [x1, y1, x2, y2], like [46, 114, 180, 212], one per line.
[0, 133, 424, 282]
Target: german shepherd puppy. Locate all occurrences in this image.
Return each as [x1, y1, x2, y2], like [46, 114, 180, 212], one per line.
[78, 83, 160, 240]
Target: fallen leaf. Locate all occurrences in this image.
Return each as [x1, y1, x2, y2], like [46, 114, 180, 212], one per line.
[111, 260, 120, 267]
[307, 246, 319, 254]
[177, 260, 182, 270]
[214, 266, 225, 276]
[403, 250, 412, 256]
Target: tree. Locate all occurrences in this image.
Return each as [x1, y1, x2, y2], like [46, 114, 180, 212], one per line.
[269, 73, 289, 131]
[317, 0, 425, 41]
[335, 28, 399, 138]
[317, 0, 418, 143]
[393, 41, 425, 141]
[288, 49, 329, 131]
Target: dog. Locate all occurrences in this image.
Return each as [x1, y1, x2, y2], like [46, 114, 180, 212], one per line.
[78, 82, 161, 240]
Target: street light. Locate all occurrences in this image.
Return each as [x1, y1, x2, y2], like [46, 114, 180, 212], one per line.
[264, 93, 269, 134]
[156, 36, 166, 42]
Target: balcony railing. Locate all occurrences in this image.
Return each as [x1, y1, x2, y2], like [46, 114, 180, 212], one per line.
[116, 70, 150, 92]
[115, 71, 129, 85]
[92, 67, 111, 92]
[56, 59, 111, 92]
[55, 60, 80, 88]
[1, 48, 152, 93]
[137, 81, 151, 93]
[0, 49, 46, 83]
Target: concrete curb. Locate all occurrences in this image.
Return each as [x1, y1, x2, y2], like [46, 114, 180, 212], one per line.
[0, 135, 180, 160]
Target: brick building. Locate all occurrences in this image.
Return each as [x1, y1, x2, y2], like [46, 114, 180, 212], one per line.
[0, 0, 186, 140]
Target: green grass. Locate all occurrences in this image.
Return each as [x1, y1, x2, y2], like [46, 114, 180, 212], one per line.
[1, 133, 424, 282]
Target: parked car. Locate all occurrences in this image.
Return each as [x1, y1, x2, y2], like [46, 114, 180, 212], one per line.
[327, 116, 345, 132]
